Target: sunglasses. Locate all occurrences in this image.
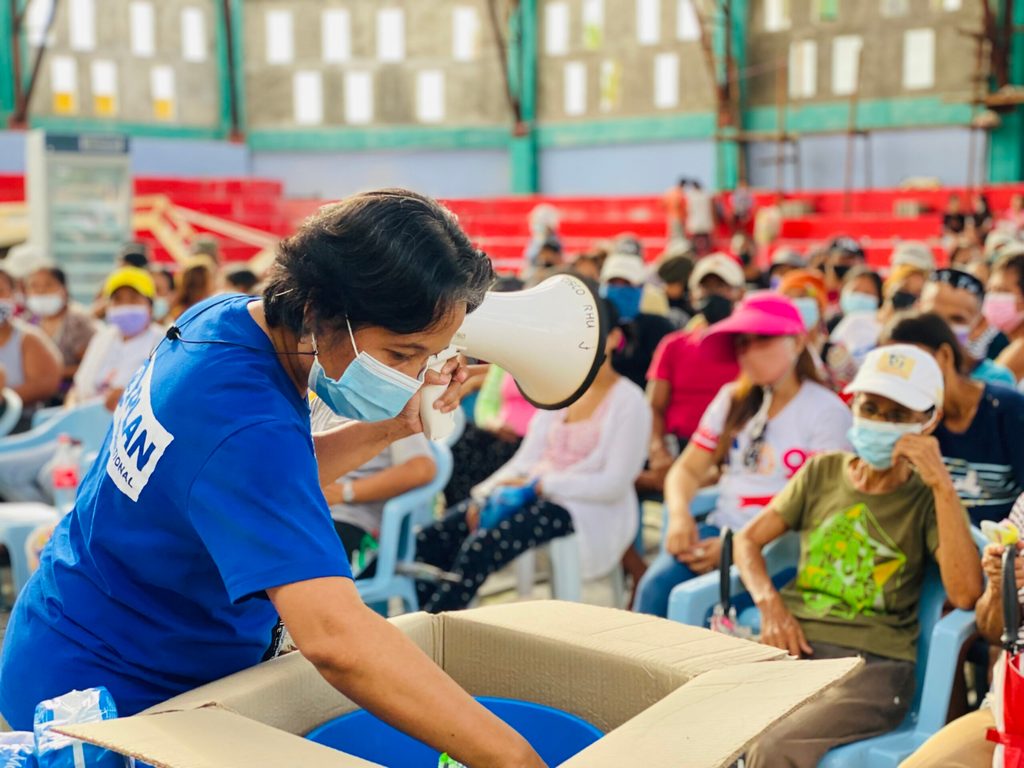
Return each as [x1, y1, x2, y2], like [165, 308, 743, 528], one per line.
[933, 268, 984, 297]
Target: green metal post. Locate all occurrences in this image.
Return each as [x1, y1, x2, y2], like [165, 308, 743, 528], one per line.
[712, 0, 749, 191]
[510, 0, 538, 194]
[989, 0, 1024, 182]
[0, 0, 14, 120]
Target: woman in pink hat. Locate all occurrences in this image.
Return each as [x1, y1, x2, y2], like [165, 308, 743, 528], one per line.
[635, 292, 852, 617]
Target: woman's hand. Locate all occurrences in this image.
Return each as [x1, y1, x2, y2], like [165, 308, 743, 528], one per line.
[665, 513, 698, 558]
[982, 541, 1024, 592]
[465, 502, 480, 533]
[678, 536, 722, 575]
[759, 594, 814, 658]
[428, 356, 484, 414]
[493, 476, 532, 491]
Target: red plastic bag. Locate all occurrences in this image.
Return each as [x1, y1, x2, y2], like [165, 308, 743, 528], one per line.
[988, 546, 1024, 768]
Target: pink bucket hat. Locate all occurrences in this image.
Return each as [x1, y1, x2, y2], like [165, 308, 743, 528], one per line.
[700, 291, 806, 363]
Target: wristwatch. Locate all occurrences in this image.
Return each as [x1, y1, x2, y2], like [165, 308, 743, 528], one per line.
[341, 480, 356, 504]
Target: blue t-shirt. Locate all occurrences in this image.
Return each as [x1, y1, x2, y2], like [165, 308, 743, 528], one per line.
[0, 295, 350, 729]
[936, 383, 1024, 526]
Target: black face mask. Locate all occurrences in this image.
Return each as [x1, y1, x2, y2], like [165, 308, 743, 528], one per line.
[833, 263, 852, 281]
[890, 290, 919, 310]
[669, 295, 693, 314]
[699, 294, 733, 325]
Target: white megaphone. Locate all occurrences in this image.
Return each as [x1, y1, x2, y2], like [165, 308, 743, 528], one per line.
[420, 274, 607, 441]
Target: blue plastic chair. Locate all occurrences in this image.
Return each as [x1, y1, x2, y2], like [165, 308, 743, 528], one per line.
[690, 486, 720, 522]
[30, 404, 63, 429]
[0, 401, 111, 456]
[667, 527, 986, 768]
[0, 402, 111, 502]
[355, 442, 453, 615]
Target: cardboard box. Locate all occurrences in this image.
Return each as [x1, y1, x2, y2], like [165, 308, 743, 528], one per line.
[60, 601, 860, 767]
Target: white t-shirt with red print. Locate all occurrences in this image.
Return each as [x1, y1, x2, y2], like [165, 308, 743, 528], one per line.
[692, 380, 853, 530]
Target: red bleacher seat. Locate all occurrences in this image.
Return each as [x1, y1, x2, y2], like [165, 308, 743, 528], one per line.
[7, 174, 1024, 271]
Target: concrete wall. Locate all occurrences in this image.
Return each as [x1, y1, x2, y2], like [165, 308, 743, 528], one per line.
[536, 0, 713, 122]
[243, 0, 509, 129]
[539, 138, 716, 194]
[25, 0, 221, 127]
[0, 130, 249, 177]
[746, 0, 979, 107]
[746, 127, 984, 189]
[250, 148, 510, 199]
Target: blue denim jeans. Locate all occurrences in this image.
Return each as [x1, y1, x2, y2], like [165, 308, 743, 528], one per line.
[634, 523, 721, 617]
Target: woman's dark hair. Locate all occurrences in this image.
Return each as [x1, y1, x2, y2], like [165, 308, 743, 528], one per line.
[881, 311, 965, 375]
[225, 267, 259, 293]
[263, 189, 494, 335]
[711, 344, 823, 467]
[843, 266, 882, 299]
[33, 266, 66, 288]
[995, 253, 1024, 296]
[173, 262, 214, 314]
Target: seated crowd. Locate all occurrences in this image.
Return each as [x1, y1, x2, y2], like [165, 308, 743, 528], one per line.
[6, 189, 1024, 767]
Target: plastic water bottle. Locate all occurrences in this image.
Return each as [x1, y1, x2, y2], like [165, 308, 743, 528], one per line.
[50, 435, 80, 513]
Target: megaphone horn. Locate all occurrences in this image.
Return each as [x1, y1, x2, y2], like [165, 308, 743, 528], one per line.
[421, 274, 608, 440]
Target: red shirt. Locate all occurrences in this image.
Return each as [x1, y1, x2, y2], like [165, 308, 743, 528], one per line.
[647, 329, 740, 441]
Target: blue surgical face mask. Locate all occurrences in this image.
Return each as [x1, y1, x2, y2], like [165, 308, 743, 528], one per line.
[793, 296, 820, 331]
[840, 291, 880, 316]
[152, 297, 169, 321]
[307, 318, 423, 421]
[601, 284, 643, 323]
[847, 416, 925, 470]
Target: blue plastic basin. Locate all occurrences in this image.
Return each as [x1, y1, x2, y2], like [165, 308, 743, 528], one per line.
[306, 696, 603, 767]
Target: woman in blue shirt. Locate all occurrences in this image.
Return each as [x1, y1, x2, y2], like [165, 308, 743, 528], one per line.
[0, 190, 544, 768]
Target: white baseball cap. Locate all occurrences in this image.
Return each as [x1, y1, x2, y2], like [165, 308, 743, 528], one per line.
[845, 343, 944, 412]
[600, 253, 646, 286]
[689, 253, 745, 291]
[4, 243, 53, 279]
[891, 241, 936, 273]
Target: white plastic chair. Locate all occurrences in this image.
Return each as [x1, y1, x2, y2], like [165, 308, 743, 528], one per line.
[514, 534, 627, 608]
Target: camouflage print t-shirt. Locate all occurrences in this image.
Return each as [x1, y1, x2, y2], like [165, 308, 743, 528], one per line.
[774, 452, 940, 662]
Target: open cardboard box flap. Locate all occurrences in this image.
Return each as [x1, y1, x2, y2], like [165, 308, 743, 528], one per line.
[60, 602, 861, 768]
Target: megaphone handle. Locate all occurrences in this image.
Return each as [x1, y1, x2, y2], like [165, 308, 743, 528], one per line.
[420, 348, 458, 442]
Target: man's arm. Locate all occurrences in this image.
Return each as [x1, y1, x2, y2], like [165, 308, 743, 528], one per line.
[269, 578, 544, 768]
[646, 379, 672, 466]
[313, 420, 412, 487]
[735, 507, 813, 658]
[323, 456, 436, 505]
[894, 435, 983, 610]
[16, 332, 62, 406]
